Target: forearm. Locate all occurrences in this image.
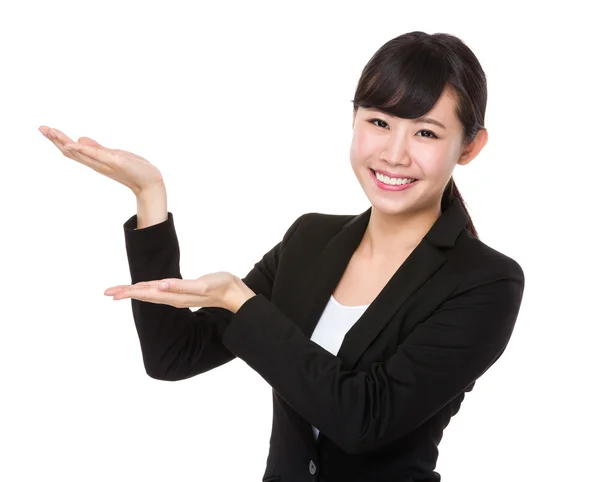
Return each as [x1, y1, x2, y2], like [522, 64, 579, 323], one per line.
[123, 210, 236, 380]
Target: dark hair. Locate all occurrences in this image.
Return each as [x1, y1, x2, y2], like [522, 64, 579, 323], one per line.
[351, 31, 487, 239]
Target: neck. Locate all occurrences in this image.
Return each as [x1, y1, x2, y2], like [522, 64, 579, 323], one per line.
[359, 203, 442, 261]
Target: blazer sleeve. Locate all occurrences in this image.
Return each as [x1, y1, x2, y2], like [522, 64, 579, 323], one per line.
[123, 211, 307, 381]
[221, 255, 525, 454]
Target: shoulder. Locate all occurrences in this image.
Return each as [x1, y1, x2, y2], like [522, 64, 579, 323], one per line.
[292, 211, 355, 227]
[452, 230, 525, 296]
[285, 211, 525, 290]
[286, 211, 357, 241]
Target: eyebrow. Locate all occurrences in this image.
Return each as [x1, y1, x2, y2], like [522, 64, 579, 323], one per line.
[412, 116, 447, 130]
[365, 108, 447, 130]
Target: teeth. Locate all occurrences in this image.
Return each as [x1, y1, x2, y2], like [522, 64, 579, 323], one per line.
[375, 171, 416, 185]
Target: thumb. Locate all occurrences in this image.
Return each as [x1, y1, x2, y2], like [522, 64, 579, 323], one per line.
[158, 279, 184, 291]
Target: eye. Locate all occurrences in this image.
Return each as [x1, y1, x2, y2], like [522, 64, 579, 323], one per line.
[368, 118, 389, 129]
[416, 129, 439, 139]
[368, 119, 439, 139]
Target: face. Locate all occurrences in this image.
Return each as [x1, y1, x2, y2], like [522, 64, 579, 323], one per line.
[349, 87, 487, 216]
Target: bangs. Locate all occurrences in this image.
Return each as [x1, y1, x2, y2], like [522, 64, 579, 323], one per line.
[353, 42, 452, 120]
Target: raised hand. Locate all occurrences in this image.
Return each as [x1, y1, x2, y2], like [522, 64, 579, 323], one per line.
[104, 271, 256, 312]
[39, 126, 165, 196]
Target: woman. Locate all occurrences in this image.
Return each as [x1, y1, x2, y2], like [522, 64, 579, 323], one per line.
[40, 31, 525, 482]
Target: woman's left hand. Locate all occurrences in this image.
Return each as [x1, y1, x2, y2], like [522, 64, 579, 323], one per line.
[104, 271, 256, 313]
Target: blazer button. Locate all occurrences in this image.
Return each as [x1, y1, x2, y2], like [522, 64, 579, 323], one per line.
[309, 459, 316, 475]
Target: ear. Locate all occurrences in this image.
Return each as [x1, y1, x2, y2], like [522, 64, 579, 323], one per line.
[352, 109, 357, 129]
[457, 128, 488, 166]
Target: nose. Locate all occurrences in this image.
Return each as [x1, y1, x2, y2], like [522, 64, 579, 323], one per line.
[380, 131, 410, 167]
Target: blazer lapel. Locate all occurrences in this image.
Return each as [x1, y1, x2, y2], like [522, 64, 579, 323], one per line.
[287, 197, 469, 451]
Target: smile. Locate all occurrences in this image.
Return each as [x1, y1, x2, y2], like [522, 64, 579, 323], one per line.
[369, 169, 419, 191]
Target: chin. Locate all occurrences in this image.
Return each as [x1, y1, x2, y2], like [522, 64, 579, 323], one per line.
[368, 188, 429, 217]
[371, 201, 416, 216]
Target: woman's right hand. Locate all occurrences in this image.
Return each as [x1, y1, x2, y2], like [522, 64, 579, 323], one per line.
[39, 126, 165, 196]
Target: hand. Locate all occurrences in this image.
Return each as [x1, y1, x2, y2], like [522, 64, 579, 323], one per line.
[104, 271, 255, 312]
[39, 125, 165, 196]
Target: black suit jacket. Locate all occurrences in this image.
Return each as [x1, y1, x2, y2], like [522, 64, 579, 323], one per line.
[122, 196, 525, 482]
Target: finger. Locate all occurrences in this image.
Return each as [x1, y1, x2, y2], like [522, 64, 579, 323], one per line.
[39, 126, 54, 138]
[113, 288, 192, 308]
[104, 281, 158, 295]
[67, 148, 114, 173]
[78, 136, 105, 148]
[74, 136, 145, 161]
[40, 128, 73, 152]
[42, 128, 105, 158]
[78, 137, 120, 157]
[41, 127, 144, 174]
[112, 148, 147, 160]
[64, 143, 119, 173]
[104, 285, 131, 295]
[112, 284, 166, 299]
[65, 143, 119, 167]
[157, 278, 206, 295]
[112, 286, 146, 300]
[47, 127, 77, 146]
[40, 127, 108, 171]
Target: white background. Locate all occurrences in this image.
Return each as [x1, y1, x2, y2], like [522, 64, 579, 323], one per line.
[1, 1, 598, 481]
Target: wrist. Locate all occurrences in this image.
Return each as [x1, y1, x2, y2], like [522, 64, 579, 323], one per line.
[135, 182, 168, 229]
[226, 276, 257, 313]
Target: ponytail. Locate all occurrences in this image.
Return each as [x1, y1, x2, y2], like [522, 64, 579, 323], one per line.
[442, 176, 478, 239]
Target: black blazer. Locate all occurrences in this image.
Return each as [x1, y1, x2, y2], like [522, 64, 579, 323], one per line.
[122, 196, 525, 482]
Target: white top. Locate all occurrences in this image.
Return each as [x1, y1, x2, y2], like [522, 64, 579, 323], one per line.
[308, 294, 370, 440]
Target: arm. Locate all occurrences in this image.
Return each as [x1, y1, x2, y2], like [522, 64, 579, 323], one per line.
[123, 210, 307, 381]
[221, 256, 525, 454]
[134, 181, 168, 229]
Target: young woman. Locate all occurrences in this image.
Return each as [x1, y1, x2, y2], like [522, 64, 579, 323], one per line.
[40, 31, 525, 482]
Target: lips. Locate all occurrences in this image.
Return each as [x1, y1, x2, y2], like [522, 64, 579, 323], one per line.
[370, 168, 418, 180]
[369, 168, 419, 191]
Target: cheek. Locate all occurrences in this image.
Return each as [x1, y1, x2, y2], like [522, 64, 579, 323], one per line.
[418, 157, 456, 184]
[350, 130, 374, 162]
[413, 142, 457, 176]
